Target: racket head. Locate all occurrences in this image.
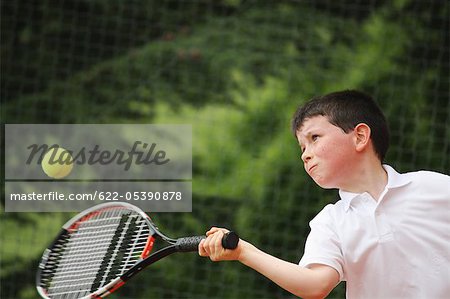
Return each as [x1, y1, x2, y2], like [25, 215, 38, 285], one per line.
[36, 202, 162, 299]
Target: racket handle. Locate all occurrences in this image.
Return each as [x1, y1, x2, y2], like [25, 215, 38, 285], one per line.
[175, 236, 205, 252]
[222, 231, 239, 249]
[175, 231, 239, 252]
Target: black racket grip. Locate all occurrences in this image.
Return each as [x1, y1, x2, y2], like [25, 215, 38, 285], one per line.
[222, 231, 239, 249]
[175, 231, 239, 252]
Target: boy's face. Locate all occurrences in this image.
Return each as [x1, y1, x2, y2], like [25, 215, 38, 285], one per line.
[295, 115, 357, 189]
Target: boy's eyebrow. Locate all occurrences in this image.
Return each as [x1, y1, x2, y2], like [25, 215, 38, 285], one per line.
[297, 120, 318, 135]
[297, 128, 315, 139]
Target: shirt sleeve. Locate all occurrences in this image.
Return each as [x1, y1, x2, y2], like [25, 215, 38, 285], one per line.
[299, 204, 345, 281]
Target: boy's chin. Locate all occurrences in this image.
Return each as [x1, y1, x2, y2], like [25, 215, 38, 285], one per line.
[313, 179, 338, 190]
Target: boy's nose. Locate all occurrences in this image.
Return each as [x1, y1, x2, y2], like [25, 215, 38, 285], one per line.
[301, 149, 312, 163]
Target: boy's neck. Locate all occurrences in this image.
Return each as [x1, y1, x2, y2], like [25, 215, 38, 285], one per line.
[340, 158, 388, 201]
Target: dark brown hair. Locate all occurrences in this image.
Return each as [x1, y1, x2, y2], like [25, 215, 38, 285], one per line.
[291, 90, 390, 161]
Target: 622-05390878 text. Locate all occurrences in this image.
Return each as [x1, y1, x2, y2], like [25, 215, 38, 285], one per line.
[98, 191, 183, 201]
[9, 191, 184, 201]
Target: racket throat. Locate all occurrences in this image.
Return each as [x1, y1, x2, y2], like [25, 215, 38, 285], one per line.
[140, 235, 156, 259]
[121, 245, 177, 281]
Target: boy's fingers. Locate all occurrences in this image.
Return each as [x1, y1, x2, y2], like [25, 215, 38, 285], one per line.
[203, 227, 234, 261]
[198, 239, 208, 257]
[206, 227, 229, 236]
[209, 230, 226, 260]
[206, 226, 220, 236]
[202, 235, 212, 255]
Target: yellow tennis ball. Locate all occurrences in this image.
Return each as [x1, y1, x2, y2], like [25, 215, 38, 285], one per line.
[41, 147, 74, 179]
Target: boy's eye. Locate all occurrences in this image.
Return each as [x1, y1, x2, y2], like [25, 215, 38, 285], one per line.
[311, 135, 319, 141]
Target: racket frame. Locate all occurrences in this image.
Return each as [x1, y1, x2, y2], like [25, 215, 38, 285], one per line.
[36, 202, 172, 299]
[36, 202, 237, 298]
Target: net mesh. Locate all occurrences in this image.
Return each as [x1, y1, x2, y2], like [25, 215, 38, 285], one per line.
[1, 1, 449, 298]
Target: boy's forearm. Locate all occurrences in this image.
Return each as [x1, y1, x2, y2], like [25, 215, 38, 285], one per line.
[238, 241, 337, 299]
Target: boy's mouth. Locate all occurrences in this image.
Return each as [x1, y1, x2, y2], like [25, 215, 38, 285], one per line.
[308, 164, 317, 173]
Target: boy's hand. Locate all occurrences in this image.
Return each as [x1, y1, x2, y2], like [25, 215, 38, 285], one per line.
[198, 227, 242, 261]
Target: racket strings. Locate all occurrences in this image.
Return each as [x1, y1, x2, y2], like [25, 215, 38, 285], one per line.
[41, 245, 148, 282]
[42, 240, 148, 264]
[40, 232, 72, 291]
[41, 208, 120, 298]
[91, 213, 137, 291]
[39, 207, 151, 299]
[47, 209, 120, 298]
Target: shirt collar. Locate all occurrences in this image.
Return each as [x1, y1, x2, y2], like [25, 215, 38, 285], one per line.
[340, 164, 412, 212]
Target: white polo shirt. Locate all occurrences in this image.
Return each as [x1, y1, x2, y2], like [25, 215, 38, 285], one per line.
[299, 165, 450, 299]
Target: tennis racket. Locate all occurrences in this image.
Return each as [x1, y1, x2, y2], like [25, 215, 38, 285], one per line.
[36, 202, 239, 298]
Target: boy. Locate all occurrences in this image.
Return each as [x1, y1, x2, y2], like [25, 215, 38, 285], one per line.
[199, 90, 450, 298]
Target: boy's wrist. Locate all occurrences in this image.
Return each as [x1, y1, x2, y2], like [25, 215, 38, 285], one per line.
[237, 240, 257, 264]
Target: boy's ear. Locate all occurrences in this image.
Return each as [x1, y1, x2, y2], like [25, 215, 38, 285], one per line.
[354, 123, 371, 152]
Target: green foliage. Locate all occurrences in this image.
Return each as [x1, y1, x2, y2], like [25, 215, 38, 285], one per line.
[1, 1, 448, 298]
